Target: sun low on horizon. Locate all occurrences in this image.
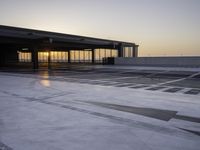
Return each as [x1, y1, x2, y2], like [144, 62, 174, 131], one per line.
[0, 0, 200, 56]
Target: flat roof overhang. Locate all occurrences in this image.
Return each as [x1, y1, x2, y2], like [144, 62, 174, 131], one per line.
[0, 25, 137, 50]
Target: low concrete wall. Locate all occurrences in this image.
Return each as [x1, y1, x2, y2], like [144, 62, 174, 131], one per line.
[114, 57, 200, 67]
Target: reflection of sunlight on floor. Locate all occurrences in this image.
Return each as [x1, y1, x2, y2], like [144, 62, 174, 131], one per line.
[40, 80, 51, 87]
[40, 71, 49, 79]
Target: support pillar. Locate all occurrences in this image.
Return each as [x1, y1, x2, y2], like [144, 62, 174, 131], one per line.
[31, 47, 38, 69]
[132, 45, 139, 57]
[0, 47, 5, 67]
[92, 49, 95, 64]
[68, 50, 71, 63]
[118, 43, 123, 57]
[48, 50, 51, 69]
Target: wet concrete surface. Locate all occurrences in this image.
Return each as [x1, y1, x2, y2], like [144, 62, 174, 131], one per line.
[85, 101, 200, 124]
[184, 89, 200, 95]
[0, 66, 200, 150]
[146, 86, 167, 91]
[164, 88, 184, 93]
[1, 65, 200, 95]
[166, 79, 200, 89]
[0, 142, 12, 150]
[129, 85, 150, 89]
[85, 101, 178, 121]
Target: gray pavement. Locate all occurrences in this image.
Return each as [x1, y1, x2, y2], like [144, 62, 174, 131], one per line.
[0, 65, 200, 150]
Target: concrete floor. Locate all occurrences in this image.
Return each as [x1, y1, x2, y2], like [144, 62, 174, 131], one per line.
[0, 65, 200, 150]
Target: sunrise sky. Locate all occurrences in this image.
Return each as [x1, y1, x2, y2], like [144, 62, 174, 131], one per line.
[0, 0, 200, 56]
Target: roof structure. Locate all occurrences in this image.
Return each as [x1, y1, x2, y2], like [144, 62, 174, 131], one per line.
[0, 25, 136, 50]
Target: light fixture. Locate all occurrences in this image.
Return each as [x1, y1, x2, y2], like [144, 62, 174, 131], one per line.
[22, 48, 29, 51]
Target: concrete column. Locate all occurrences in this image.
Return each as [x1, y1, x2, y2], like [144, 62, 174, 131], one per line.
[68, 50, 71, 63]
[0, 45, 5, 67]
[0, 49, 5, 67]
[31, 47, 38, 69]
[48, 50, 51, 69]
[118, 43, 123, 57]
[92, 49, 95, 64]
[132, 45, 139, 57]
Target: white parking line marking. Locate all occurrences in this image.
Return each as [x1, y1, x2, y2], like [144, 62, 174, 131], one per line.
[156, 72, 200, 86]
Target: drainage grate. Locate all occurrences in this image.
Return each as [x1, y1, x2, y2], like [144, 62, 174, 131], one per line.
[184, 89, 200, 95]
[164, 88, 183, 93]
[146, 86, 167, 91]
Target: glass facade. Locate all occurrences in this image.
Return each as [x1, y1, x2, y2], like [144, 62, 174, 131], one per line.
[19, 51, 68, 63]
[38, 52, 49, 62]
[18, 52, 32, 62]
[95, 49, 118, 63]
[50, 51, 68, 62]
[123, 47, 133, 57]
[18, 48, 124, 63]
[70, 50, 92, 63]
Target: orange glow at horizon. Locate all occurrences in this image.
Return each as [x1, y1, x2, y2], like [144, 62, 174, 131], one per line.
[1, 0, 199, 56]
